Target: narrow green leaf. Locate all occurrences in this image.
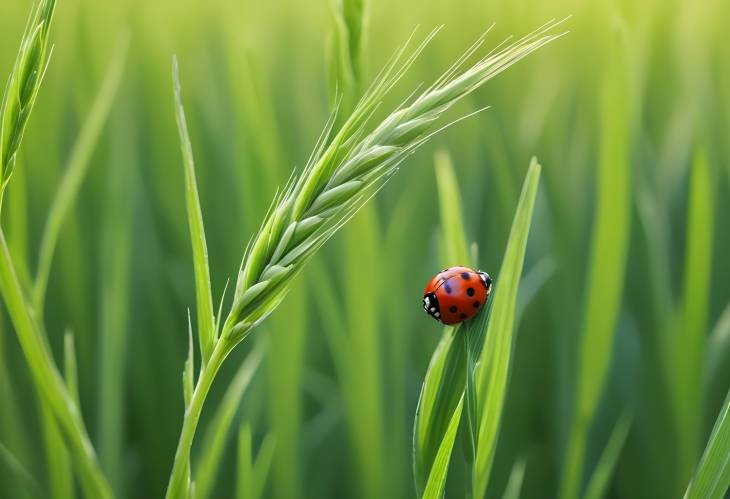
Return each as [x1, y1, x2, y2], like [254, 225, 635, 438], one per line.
[32, 33, 129, 313]
[39, 402, 72, 499]
[706, 303, 730, 385]
[183, 310, 194, 408]
[472, 158, 542, 499]
[172, 56, 216, 364]
[502, 459, 527, 499]
[560, 31, 631, 499]
[584, 411, 633, 499]
[422, 397, 464, 499]
[195, 344, 265, 499]
[252, 433, 276, 499]
[434, 149, 471, 265]
[675, 149, 714, 484]
[237, 424, 254, 499]
[684, 388, 730, 499]
[64, 330, 79, 407]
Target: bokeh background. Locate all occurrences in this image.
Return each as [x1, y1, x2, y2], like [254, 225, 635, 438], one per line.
[1, 0, 729, 498]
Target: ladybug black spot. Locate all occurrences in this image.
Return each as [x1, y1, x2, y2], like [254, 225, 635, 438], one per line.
[444, 284, 452, 294]
[473, 301, 480, 308]
[449, 306, 457, 313]
[461, 272, 470, 280]
[466, 287, 474, 296]
[460, 313, 467, 319]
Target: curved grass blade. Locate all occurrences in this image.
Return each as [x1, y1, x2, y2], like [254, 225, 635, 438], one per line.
[472, 158, 542, 499]
[195, 344, 265, 499]
[237, 424, 276, 499]
[172, 56, 216, 364]
[422, 397, 464, 499]
[684, 388, 730, 499]
[559, 29, 631, 499]
[584, 411, 633, 499]
[0, 442, 41, 499]
[32, 33, 130, 313]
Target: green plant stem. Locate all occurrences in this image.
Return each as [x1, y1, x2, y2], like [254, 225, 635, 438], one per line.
[165, 339, 230, 499]
[0, 228, 112, 499]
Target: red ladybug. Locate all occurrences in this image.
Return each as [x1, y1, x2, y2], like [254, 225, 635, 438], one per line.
[422, 266, 493, 325]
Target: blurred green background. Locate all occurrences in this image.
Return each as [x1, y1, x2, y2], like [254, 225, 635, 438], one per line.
[0, 0, 728, 498]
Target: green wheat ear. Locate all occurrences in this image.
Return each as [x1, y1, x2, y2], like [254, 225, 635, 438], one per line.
[0, 0, 56, 202]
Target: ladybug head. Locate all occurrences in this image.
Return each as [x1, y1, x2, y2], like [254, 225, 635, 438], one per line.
[478, 271, 493, 292]
[422, 292, 441, 321]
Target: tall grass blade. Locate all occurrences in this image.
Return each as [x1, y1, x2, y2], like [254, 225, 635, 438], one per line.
[559, 30, 631, 499]
[674, 149, 714, 486]
[172, 56, 216, 364]
[195, 344, 265, 499]
[584, 411, 633, 499]
[422, 397, 464, 499]
[237, 424, 276, 499]
[32, 33, 129, 313]
[471, 158, 542, 499]
[684, 389, 730, 499]
[0, 442, 41, 499]
[97, 96, 135, 495]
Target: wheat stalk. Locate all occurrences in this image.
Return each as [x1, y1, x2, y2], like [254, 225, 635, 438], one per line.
[0, 0, 56, 206]
[166, 20, 566, 499]
[220, 19, 566, 345]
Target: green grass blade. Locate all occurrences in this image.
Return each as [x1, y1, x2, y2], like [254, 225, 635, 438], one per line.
[472, 158, 542, 499]
[434, 149, 470, 265]
[236, 424, 254, 499]
[0, 229, 112, 498]
[684, 389, 730, 499]
[97, 98, 135, 495]
[63, 330, 79, 406]
[172, 56, 216, 364]
[195, 344, 265, 499]
[422, 397, 464, 499]
[560, 30, 631, 499]
[32, 33, 129, 313]
[706, 303, 730, 385]
[39, 401, 72, 499]
[584, 411, 633, 499]
[674, 149, 714, 486]
[502, 459, 527, 499]
[0, 441, 41, 499]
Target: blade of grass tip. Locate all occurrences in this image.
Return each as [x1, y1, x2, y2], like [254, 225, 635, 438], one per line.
[560, 27, 631, 499]
[471, 158, 542, 499]
[195, 344, 266, 499]
[684, 388, 730, 499]
[172, 56, 216, 365]
[32, 32, 130, 314]
[584, 411, 633, 499]
[502, 459, 527, 499]
[675, 148, 714, 488]
[97, 93, 135, 495]
[0, 442, 42, 499]
[422, 397, 465, 499]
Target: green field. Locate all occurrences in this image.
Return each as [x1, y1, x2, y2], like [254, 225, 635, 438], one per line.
[0, 0, 729, 498]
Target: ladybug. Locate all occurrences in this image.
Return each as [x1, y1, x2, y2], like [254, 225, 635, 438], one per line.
[422, 266, 493, 325]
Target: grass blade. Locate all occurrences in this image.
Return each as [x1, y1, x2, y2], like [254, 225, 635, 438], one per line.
[422, 397, 464, 499]
[172, 56, 216, 364]
[471, 158, 542, 499]
[0, 442, 41, 499]
[434, 149, 470, 265]
[684, 389, 730, 499]
[674, 149, 714, 486]
[195, 344, 265, 499]
[584, 411, 633, 499]
[502, 459, 527, 499]
[237, 424, 276, 499]
[559, 29, 631, 499]
[32, 33, 129, 313]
